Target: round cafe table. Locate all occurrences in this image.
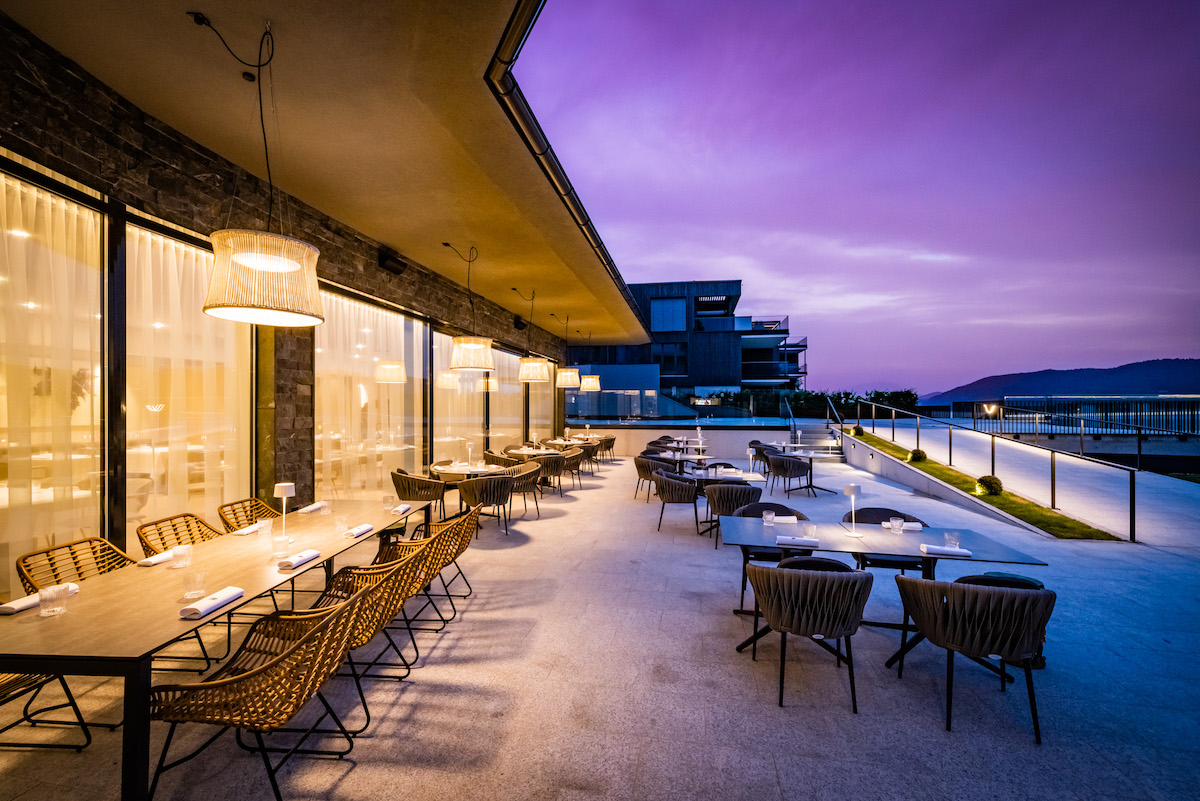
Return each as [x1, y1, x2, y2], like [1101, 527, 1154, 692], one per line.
[430, 462, 505, 481]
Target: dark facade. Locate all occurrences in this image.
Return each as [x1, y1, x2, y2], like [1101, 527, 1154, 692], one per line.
[568, 280, 806, 396]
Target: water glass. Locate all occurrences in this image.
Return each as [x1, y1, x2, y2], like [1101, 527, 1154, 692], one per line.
[319, 501, 332, 515]
[802, 522, 817, 539]
[170, 543, 193, 569]
[890, 517, 905, 534]
[272, 522, 290, 559]
[944, 531, 961, 549]
[335, 514, 349, 534]
[183, 570, 208, 600]
[38, 584, 68, 616]
[383, 494, 395, 512]
[763, 510, 776, 527]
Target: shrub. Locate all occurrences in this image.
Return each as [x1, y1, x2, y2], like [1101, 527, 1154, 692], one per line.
[977, 475, 1003, 495]
[908, 448, 927, 462]
[852, 425, 864, 436]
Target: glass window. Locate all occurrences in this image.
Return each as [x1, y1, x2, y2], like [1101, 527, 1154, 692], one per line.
[432, 332, 484, 464]
[125, 224, 252, 536]
[0, 173, 103, 599]
[315, 292, 427, 501]
[488, 350, 523, 452]
[650, 297, 687, 332]
[528, 359, 555, 443]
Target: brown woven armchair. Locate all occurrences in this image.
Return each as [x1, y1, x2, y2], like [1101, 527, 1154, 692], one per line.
[148, 584, 369, 801]
[746, 560, 873, 710]
[530, 452, 565, 496]
[766, 453, 812, 496]
[730, 503, 811, 609]
[17, 536, 136, 595]
[136, 513, 224, 557]
[217, 497, 280, 532]
[652, 469, 700, 534]
[895, 575, 1057, 743]
[458, 475, 515, 535]
[504, 461, 542, 518]
[392, 469, 448, 518]
[702, 482, 763, 548]
[377, 506, 482, 631]
[560, 447, 585, 491]
[484, 450, 519, 467]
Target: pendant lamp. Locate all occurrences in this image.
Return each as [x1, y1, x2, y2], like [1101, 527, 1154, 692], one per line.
[512, 287, 551, 382]
[192, 14, 324, 327]
[552, 313, 580, 388]
[445, 242, 495, 371]
[576, 331, 601, 392]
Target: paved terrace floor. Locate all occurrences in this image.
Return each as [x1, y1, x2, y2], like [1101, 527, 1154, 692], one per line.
[2, 456, 1197, 800]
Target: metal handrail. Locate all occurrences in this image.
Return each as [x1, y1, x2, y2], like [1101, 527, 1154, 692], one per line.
[855, 400, 1137, 542]
[825, 396, 843, 430]
[779, 397, 799, 443]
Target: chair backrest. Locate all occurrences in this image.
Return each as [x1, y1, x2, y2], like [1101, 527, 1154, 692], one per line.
[458, 475, 515, 507]
[704, 482, 763, 517]
[484, 450, 519, 467]
[895, 576, 1057, 663]
[956, 574, 1044, 590]
[746, 563, 873, 639]
[653, 469, 696, 503]
[16, 536, 137, 594]
[561, 447, 585, 470]
[315, 548, 427, 649]
[446, 505, 484, 561]
[778, 556, 852, 572]
[530, 453, 564, 478]
[733, 502, 806, 519]
[137, 513, 224, 557]
[504, 461, 541, 492]
[705, 462, 737, 470]
[392, 470, 447, 502]
[217, 497, 280, 532]
[633, 455, 660, 481]
[766, 453, 808, 479]
[502, 444, 522, 454]
[841, 507, 927, 526]
[642, 444, 668, 455]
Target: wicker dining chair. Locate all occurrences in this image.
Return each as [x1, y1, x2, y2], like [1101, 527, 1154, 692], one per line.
[16, 536, 137, 595]
[484, 450, 520, 467]
[895, 575, 1057, 744]
[560, 447, 586, 490]
[731, 504, 811, 609]
[391, 469, 448, 519]
[458, 475, 515, 535]
[766, 453, 812, 496]
[652, 469, 700, 534]
[529, 452, 565, 496]
[136, 513, 225, 558]
[598, 435, 617, 463]
[505, 461, 542, 518]
[217, 497, 280, 532]
[376, 506, 482, 631]
[148, 584, 368, 801]
[747, 560, 874, 710]
[702, 482, 762, 548]
[0, 673, 92, 751]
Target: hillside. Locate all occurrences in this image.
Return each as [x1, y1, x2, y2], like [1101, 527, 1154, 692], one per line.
[923, 359, 1200, 403]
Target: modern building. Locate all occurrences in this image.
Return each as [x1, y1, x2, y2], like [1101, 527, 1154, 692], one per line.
[565, 279, 806, 415]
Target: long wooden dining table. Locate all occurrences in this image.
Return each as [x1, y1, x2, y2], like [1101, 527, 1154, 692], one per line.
[0, 498, 428, 801]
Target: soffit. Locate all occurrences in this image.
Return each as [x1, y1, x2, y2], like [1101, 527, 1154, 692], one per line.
[0, 0, 648, 344]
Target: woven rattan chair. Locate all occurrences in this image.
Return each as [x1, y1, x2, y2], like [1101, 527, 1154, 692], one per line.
[578, 441, 600, 474]
[560, 447, 585, 490]
[504, 461, 542, 518]
[895, 576, 1057, 743]
[529, 452, 565, 496]
[702, 482, 763, 548]
[148, 584, 368, 801]
[17, 536, 136, 595]
[392, 469, 448, 519]
[484, 450, 519, 467]
[766, 453, 811, 496]
[750, 443, 777, 475]
[652, 469, 700, 534]
[458, 475, 515, 535]
[746, 560, 873, 710]
[377, 507, 482, 631]
[598, 435, 616, 463]
[633, 455, 661, 502]
[0, 673, 91, 751]
[730, 504, 810, 609]
[217, 497, 280, 532]
[136, 513, 224, 557]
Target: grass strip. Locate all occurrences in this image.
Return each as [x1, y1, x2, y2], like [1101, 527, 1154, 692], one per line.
[846, 429, 1118, 541]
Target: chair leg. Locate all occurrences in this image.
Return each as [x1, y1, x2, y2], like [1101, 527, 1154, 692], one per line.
[658, 501, 666, 531]
[693, 502, 700, 535]
[778, 632, 787, 706]
[846, 635, 858, 714]
[945, 649, 955, 732]
[1025, 662, 1042, 744]
[752, 602, 760, 660]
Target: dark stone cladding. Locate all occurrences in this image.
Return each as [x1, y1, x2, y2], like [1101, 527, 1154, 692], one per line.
[0, 13, 568, 503]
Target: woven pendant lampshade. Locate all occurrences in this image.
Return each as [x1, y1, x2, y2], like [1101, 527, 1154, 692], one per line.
[374, 361, 407, 384]
[580, 374, 602, 392]
[556, 367, 580, 389]
[203, 230, 323, 326]
[450, 336, 495, 370]
[518, 356, 551, 383]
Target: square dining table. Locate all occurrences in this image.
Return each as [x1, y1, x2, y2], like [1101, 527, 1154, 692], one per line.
[0, 498, 427, 801]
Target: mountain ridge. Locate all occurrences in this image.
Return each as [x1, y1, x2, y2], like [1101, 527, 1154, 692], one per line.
[922, 359, 1200, 403]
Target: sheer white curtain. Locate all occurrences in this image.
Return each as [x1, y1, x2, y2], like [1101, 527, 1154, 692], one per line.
[489, 350, 523, 451]
[0, 174, 102, 599]
[529, 359, 556, 443]
[315, 293, 426, 501]
[432, 331, 484, 464]
[125, 224, 251, 536]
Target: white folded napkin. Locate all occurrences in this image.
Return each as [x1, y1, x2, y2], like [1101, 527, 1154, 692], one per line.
[774, 515, 799, 524]
[230, 522, 263, 536]
[391, 504, 411, 515]
[278, 549, 321, 570]
[883, 521, 923, 531]
[776, 535, 820, 548]
[137, 551, 175, 567]
[179, 586, 244, 620]
[344, 523, 374, 538]
[0, 583, 81, 615]
[920, 544, 972, 557]
[297, 501, 328, 514]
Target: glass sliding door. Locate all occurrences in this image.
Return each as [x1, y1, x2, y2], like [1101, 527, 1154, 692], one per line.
[528, 359, 556, 443]
[432, 331, 484, 464]
[315, 293, 427, 501]
[489, 349, 523, 452]
[0, 173, 103, 598]
[125, 224, 252, 536]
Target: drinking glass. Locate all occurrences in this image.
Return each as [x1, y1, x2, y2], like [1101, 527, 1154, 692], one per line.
[272, 520, 290, 559]
[890, 517, 904, 534]
[383, 494, 395, 512]
[170, 543, 193, 569]
[802, 522, 817, 539]
[183, 570, 208, 600]
[944, 531, 961, 549]
[38, 584, 68, 616]
[763, 510, 776, 527]
[335, 514, 349, 534]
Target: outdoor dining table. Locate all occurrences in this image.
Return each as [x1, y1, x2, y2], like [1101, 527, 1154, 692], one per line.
[506, 447, 559, 460]
[0, 498, 426, 801]
[687, 467, 767, 489]
[430, 462, 506, 480]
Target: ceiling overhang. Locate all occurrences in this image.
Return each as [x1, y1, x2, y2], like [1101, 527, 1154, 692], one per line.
[0, 0, 649, 344]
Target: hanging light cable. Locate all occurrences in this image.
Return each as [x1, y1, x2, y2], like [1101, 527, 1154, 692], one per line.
[191, 12, 323, 327]
[577, 330, 602, 392]
[445, 242, 495, 371]
[513, 287, 551, 383]
[551, 313, 579, 388]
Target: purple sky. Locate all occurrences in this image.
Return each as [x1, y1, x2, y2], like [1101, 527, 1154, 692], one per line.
[517, 0, 1200, 395]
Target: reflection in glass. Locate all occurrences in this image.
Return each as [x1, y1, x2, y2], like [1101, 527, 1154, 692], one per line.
[489, 350, 523, 453]
[433, 331, 483, 463]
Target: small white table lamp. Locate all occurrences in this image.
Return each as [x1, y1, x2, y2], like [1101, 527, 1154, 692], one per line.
[843, 483, 862, 537]
[274, 482, 295, 542]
